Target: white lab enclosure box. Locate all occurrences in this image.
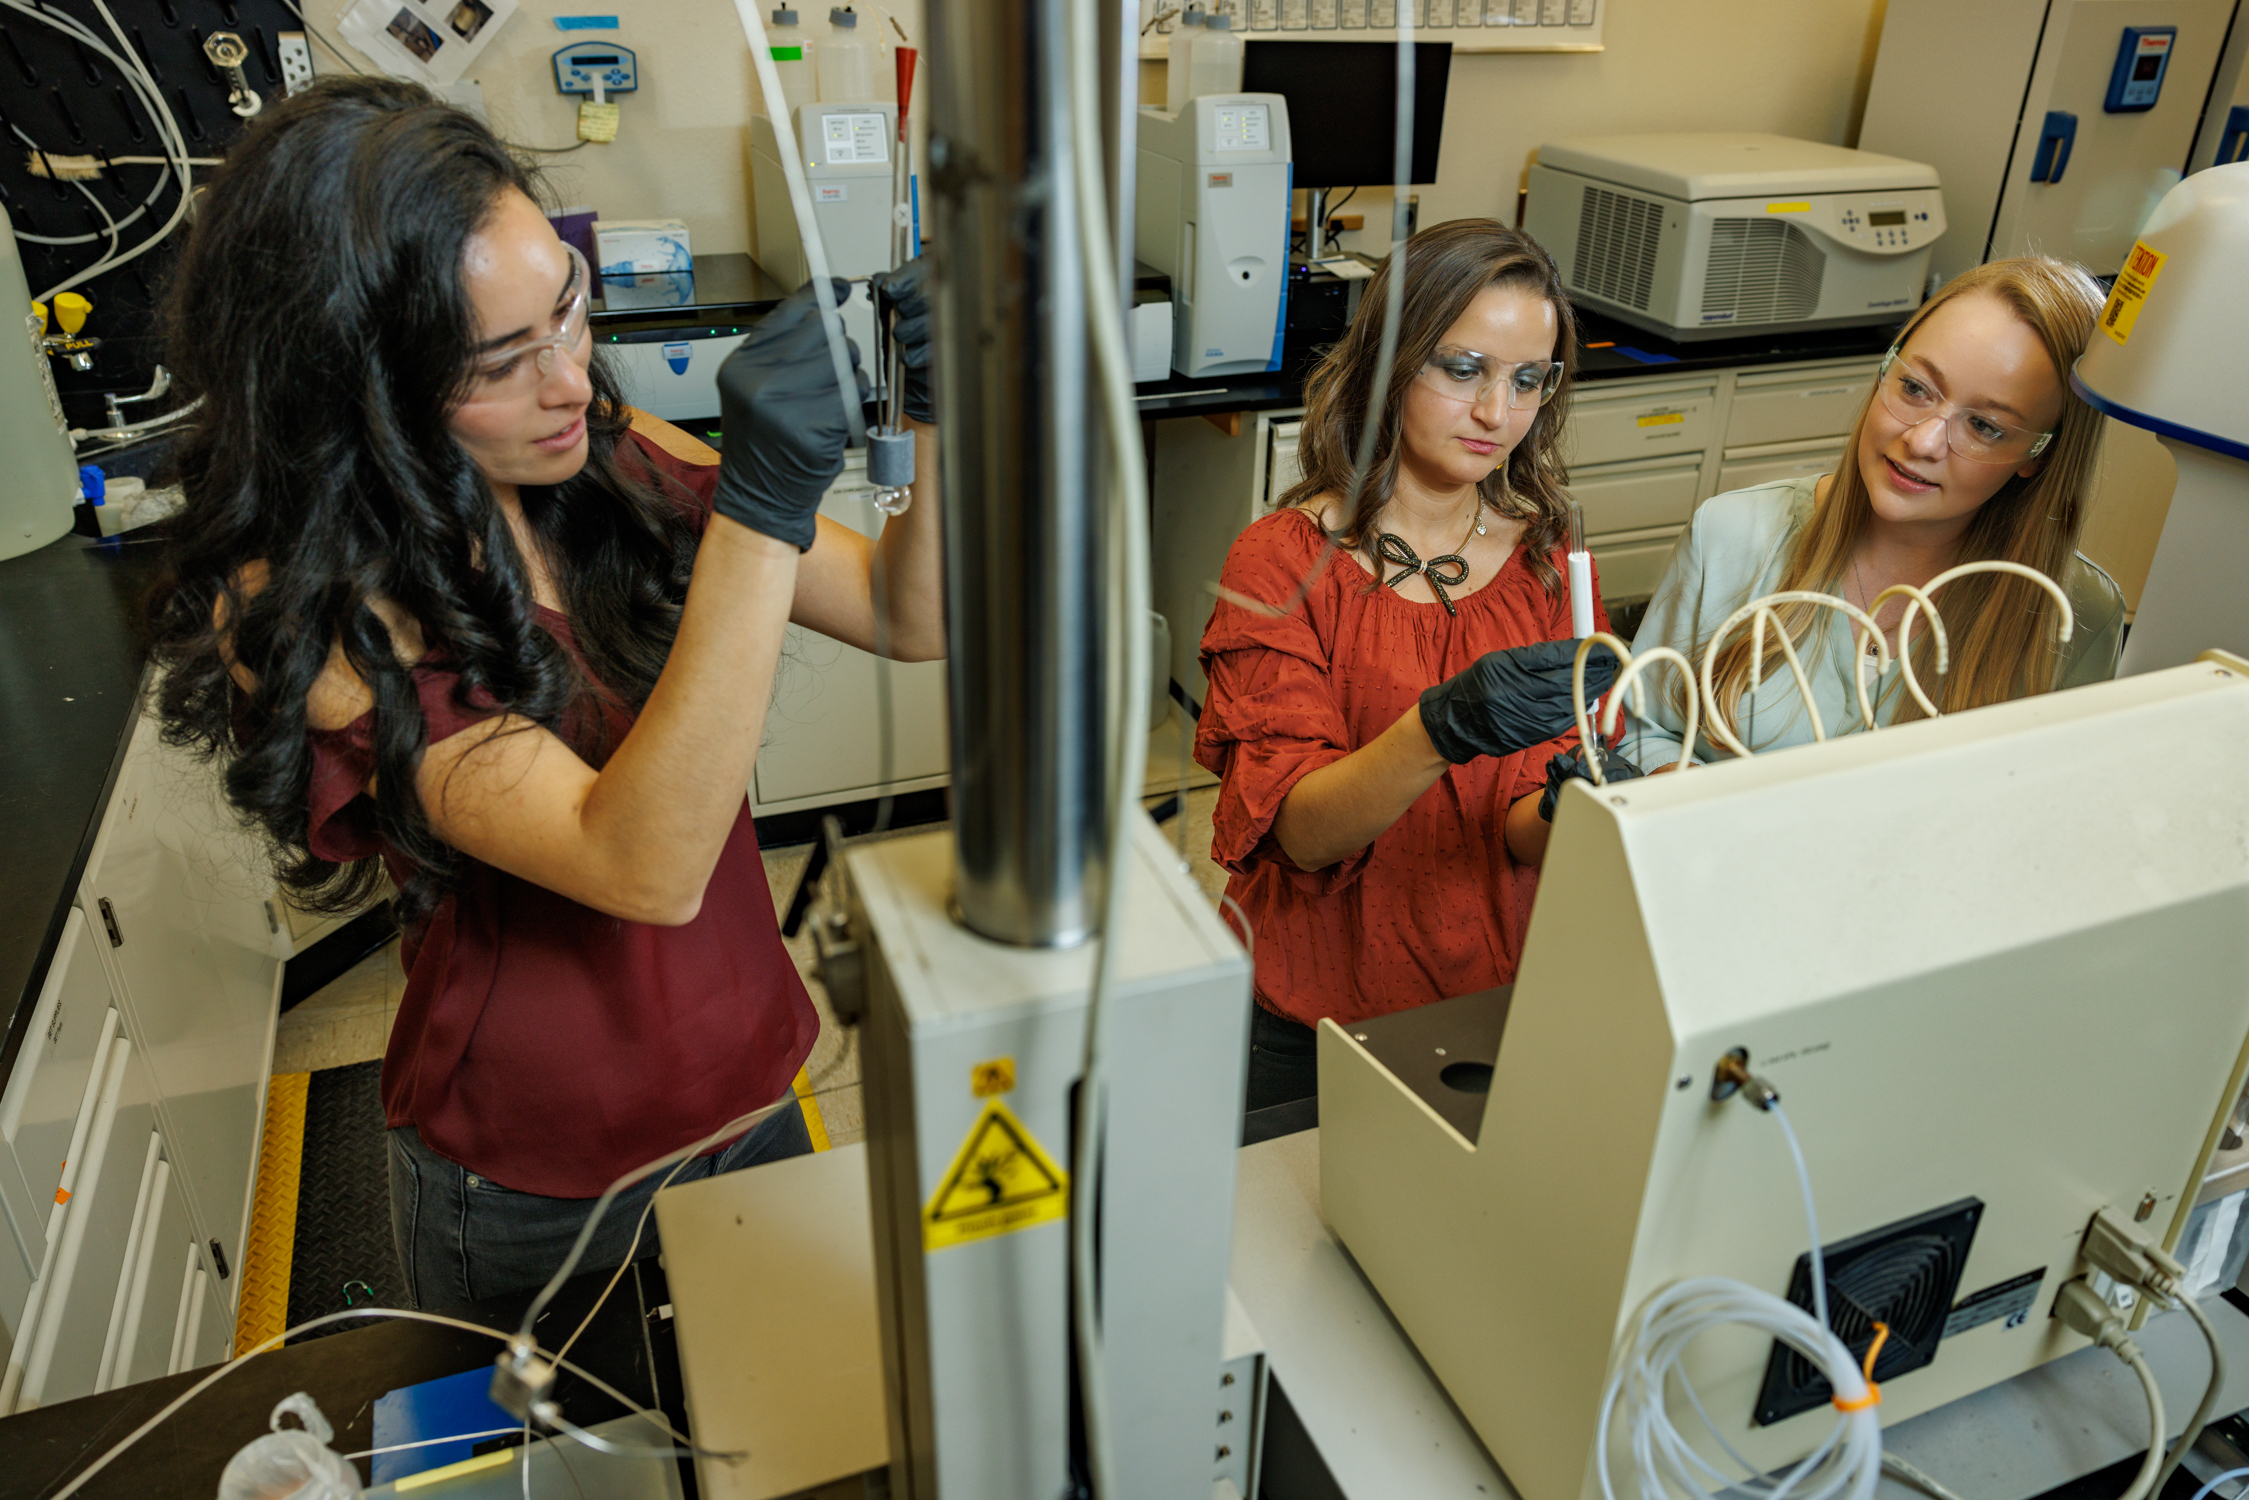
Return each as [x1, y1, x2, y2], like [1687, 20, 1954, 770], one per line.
[1861, 0, 2240, 285]
[1136, 95, 1294, 377]
[1321, 655, 2249, 1500]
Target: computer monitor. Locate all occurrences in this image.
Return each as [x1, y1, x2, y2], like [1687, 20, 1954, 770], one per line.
[1240, 40, 1452, 190]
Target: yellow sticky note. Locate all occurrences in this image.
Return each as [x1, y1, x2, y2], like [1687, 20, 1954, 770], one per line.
[576, 101, 620, 143]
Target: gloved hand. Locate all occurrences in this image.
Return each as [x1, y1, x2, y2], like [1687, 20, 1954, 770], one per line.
[713, 278, 869, 551]
[1418, 639, 1618, 765]
[1537, 743, 1645, 821]
[869, 256, 934, 424]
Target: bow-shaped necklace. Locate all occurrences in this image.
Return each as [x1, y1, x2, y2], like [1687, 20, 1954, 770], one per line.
[1376, 499, 1487, 616]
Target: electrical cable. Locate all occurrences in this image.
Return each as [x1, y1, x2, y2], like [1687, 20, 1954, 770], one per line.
[1594, 1100, 1884, 1500]
[2153, 1292, 2229, 1498]
[38, 1306, 690, 1500]
[1880, 1451, 1969, 1500]
[1063, 0, 1155, 1488]
[516, 1098, 787, 1348]
[1222, 8, 1415, 626]
[2118, 1342, 2170, 1500]
[2194, 1468, 2249, 1500]
[0, 0, 198, 301]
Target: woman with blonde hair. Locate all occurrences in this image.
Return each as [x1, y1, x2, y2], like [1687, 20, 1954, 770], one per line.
[1620, 255, 2125, 771]
[1195, 219, 1620, 1110]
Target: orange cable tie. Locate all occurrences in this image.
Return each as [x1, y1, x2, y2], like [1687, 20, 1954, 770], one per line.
[1833, 1320, 1889, 1413]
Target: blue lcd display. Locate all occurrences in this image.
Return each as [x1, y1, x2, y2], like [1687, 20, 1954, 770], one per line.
[2105, 26, 2175, 114]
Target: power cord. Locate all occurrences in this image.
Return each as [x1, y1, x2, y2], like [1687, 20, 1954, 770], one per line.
[1880, 1451, 1969, 1500]
[2073, 1205, 2230, 1498]
[2053, 1279, 2168, 1500]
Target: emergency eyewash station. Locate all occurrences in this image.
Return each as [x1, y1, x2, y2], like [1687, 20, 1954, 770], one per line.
[12, 5, 2249, 1500]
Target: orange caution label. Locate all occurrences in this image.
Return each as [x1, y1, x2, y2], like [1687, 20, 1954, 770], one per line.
[2100, 240, 2166, 345]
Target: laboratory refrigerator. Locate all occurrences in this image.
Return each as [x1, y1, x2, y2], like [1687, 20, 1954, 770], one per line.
[1859, 0, 2247, 287]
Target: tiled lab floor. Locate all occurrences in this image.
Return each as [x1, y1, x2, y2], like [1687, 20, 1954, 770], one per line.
[269, 780, 1235, 1154]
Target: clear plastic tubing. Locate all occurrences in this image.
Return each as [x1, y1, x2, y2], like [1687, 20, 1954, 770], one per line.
[1164, 6, 1206, 114]
[817, 5, 876, 102]
[1567, 499, 1594, 638]
[766, 8, 817, 118]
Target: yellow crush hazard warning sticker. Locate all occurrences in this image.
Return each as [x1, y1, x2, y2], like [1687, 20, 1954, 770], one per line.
[2100, 240, 2166, 346]
[1765, 201, 1811, 214]
[923, 1099, 1069, 1250]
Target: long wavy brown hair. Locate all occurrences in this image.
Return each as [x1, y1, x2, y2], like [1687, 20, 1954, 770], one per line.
[1700, 255, 2107, 745]
[1280, 218, 1578, 596]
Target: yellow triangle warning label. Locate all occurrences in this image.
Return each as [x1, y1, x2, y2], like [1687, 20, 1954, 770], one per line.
[922, 1098, 1070, 1251]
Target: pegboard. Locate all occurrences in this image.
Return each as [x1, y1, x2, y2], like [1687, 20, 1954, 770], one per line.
[1, 0, 312, 429]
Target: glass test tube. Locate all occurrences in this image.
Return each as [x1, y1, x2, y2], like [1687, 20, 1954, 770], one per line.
[1566, 499, 1594, 638]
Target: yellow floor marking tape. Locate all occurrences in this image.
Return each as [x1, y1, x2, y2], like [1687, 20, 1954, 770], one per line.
[792, 1066, 830, 1152]
[234, 1072, 310, 1355]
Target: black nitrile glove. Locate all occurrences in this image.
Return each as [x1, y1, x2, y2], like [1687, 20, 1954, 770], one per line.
[1537, 744, 1646, 821]
[713, 278, 868, 551]
[1418, 639, 1618, 765]
[869, 257, 934, 424]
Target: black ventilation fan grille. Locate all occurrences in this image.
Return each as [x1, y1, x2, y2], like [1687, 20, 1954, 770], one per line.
[1752, 1197, 1983, 1427]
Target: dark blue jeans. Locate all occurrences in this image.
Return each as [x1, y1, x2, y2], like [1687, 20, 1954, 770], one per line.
[387, 1104, 814, 1309]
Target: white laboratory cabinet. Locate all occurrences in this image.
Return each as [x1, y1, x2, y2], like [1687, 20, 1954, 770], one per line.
[1150, 356, 1881, 708]
[752, 450, 951, 816]
[0, 710, 283, 1410]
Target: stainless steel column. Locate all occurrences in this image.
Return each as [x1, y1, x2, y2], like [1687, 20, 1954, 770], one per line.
[927, 0, 1104, 947]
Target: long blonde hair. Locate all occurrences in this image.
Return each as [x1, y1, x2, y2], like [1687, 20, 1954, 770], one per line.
[1700, 256, 2107, 744]
[1282, 219, 1579, 595]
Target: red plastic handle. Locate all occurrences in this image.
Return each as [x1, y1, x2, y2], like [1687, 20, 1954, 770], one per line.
[895, 46, 917, 136]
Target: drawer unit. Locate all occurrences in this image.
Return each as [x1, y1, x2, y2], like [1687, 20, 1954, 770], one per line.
[12, 1034, 155, 1410]
[0, 909, 118, 1251]
[1567, 456, 1704, 537]
[1717, 439, 1849, 497]
[1587, 528, 1686, 605]
[112, 1153, 192, 1387]
[1723, 361, 1880, 450]
[1567, 378, 1721, 466]
[752, 457, 950, 814]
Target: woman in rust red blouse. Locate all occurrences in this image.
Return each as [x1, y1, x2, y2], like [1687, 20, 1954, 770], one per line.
[1196, 221, 1621, 1110]
[145, 81, 942, 1305]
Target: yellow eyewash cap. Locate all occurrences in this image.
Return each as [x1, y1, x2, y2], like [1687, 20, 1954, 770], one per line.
[53, 291, 91, 335]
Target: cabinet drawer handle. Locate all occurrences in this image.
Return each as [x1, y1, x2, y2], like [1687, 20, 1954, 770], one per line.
[97, 897, 124, 948]
[209, 1238, 231, 1280]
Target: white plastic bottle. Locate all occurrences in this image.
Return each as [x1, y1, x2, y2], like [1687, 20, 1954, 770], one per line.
[1164, 6, 1207, 114]
[1185, 13, 1243, 103]
[766, 8, 818, 118]
[816, 5, 877, 102]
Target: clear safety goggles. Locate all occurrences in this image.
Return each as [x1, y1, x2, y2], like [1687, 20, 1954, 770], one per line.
[1415, 345, 1563, 411]
[1875, 348, 2054, 465]
[468, 243, 593, 400]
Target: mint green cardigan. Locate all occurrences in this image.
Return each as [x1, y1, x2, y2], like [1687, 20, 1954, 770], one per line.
[1617, 474, 2127, 770]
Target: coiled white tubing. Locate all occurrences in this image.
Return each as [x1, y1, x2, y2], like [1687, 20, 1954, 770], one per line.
[1595, 1105, 1882, 1500]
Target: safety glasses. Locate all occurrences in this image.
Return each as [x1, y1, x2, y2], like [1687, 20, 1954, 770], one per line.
[1875, 347, 2054, 465]
[1415, 345, 1563, 411]
[467, 243, 593, 400]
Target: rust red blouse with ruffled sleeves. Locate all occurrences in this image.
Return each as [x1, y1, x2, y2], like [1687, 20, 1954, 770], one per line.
[1193, 506, 1609, 1028]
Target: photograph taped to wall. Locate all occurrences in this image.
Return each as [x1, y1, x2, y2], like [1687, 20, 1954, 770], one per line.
[338, 0, 520, 84]
[1136, 0, 1601, 54]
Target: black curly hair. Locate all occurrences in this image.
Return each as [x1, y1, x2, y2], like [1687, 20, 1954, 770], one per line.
[145, 76, 700, 927]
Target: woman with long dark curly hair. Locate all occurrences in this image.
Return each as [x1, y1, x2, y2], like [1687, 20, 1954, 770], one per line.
[1194, 219, 1618, 1111]
[145, 77, 944, 1304]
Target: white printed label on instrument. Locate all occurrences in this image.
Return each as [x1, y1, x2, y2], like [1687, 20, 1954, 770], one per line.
[823, 112, 889, 165]
[1213, 105, 1271, 154]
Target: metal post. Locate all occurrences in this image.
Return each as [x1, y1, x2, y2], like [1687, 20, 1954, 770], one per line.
[927, 0, 1105, 947]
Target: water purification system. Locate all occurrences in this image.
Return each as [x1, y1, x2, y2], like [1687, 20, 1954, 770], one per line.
[1135, 94, 1294, 378]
